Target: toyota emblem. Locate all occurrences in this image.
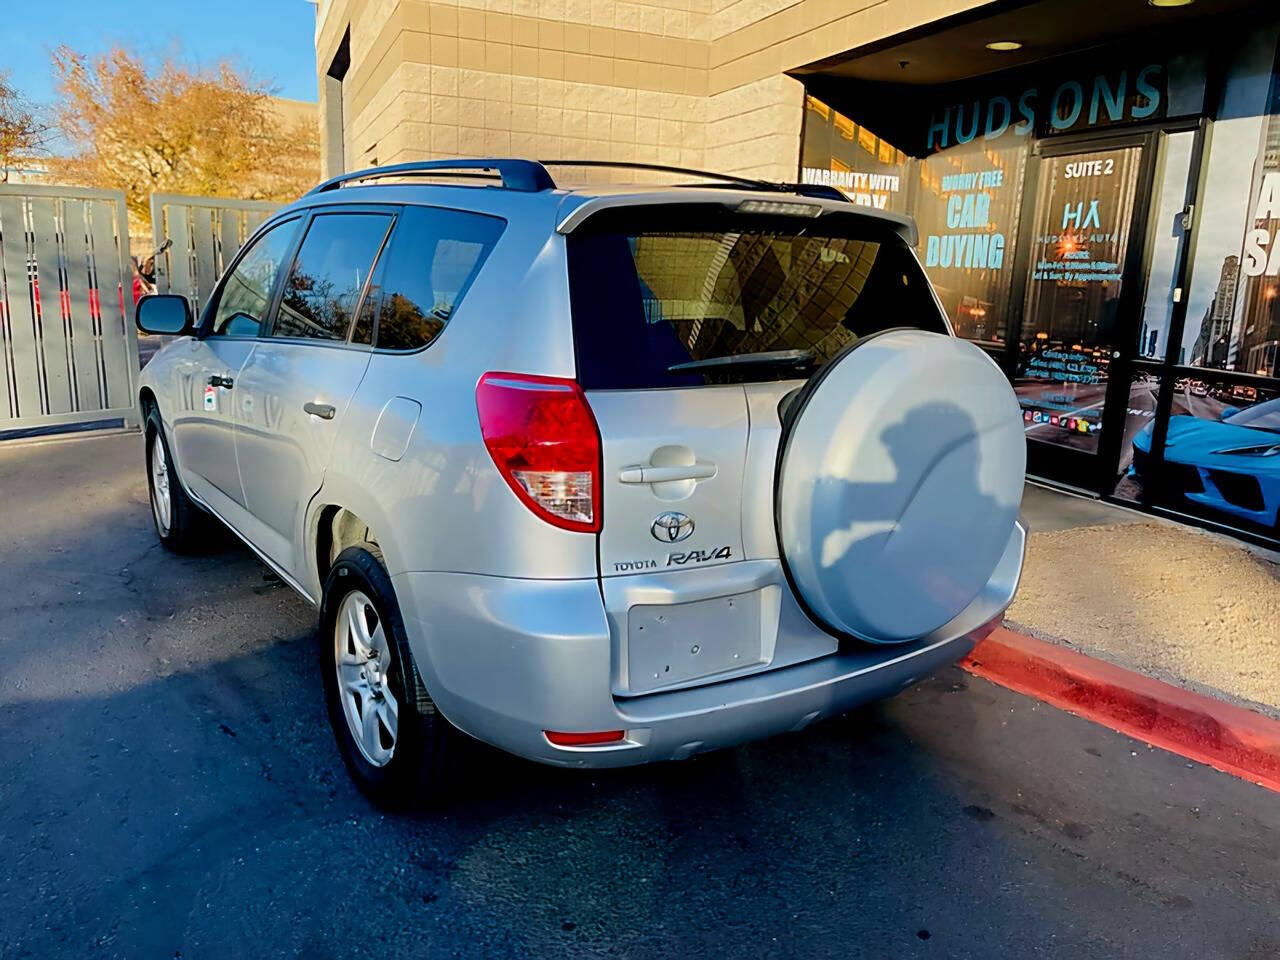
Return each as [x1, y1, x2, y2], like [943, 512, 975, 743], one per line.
[651, 511, 694, 543]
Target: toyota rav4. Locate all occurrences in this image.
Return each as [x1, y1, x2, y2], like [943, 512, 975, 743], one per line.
[135, 159, 1027, 806]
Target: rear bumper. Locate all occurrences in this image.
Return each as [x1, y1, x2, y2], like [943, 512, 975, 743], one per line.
[393, 521, 1025, 768]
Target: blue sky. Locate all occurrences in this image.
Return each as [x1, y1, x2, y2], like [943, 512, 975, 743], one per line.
[2, 0, 318, 109]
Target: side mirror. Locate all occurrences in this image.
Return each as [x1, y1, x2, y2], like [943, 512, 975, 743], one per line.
[1219, 406, 1240, 422]
[136, 294, 193, 336]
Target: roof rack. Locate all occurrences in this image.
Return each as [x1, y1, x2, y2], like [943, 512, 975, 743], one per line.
[305, 157, 851, 204]
[306, 158, 556, 195]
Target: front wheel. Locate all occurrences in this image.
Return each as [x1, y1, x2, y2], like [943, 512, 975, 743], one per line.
[320, 546, 458, 807]
[145, 407, 213, 552]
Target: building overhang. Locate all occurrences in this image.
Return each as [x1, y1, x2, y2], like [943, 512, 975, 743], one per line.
[791, 0, 1264, 156]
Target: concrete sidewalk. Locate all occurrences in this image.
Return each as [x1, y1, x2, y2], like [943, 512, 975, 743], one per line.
[1014, 483, 1280, 718]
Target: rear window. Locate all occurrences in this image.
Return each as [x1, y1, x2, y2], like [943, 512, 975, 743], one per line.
[567, 206, 947, 389]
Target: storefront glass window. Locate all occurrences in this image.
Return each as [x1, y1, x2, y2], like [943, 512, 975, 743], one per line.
[801, 95, 1027, 348]
[1014, 145, 1146, 455]
[1125, 374, 1280, 533]
[1138, 130, 1196, 361]
[796, 32, 1277, 541]
[1112, 370, 1164, 503]
[915, 139, 1029, 347]
[800, 96, 910, 215]
[1184, 27, 1280, 376]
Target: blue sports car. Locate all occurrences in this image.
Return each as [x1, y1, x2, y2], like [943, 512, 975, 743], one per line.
[1131, 397, 1280, 530]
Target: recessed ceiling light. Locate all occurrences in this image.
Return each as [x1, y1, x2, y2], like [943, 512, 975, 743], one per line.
[985, 40, 1023, 51]
[1148, 0, 1193, 6]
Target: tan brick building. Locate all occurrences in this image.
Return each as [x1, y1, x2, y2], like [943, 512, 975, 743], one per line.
[312, 0, 993, 182]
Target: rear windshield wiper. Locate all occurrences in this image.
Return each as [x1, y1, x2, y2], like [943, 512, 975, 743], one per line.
[668, 349, 816, 375]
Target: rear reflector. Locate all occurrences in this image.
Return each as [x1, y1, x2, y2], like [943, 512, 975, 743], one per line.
[476, 371, 601, 532]
[544, 730, 625, 746]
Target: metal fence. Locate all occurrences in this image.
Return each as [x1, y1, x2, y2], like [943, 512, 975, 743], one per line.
[151, 194, 278, 312]
[0, 185, 140, 432]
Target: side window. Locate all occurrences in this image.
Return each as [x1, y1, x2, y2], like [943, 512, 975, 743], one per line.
[356, 206, 504, 351]
[210, 218, 300, 337]
[272, 212, 393, 343]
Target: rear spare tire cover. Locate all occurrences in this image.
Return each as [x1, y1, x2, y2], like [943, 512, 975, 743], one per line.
[778, 329, 1025, 644]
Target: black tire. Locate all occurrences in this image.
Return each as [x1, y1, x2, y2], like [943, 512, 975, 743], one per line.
[144, 406, 213, 553]
[320, 545, 456, 808]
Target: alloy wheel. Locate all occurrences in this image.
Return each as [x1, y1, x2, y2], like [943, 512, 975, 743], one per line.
[334, 589, 399, 767]
[149, 432, 171, 536]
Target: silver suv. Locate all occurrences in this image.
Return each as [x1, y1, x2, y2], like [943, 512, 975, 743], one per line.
[135, 159, 1026, 806]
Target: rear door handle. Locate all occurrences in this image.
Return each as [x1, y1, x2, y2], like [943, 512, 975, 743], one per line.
[303, 401, 336, 420]
[618, 463, 716, 483]
[207, 375, 234, 389]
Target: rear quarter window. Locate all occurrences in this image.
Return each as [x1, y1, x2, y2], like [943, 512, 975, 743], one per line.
[567, 207, 947, 389]
[355, 205, 504, 351]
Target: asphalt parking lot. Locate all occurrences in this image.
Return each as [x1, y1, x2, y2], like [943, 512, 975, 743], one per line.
[2, 432, 1278, 960]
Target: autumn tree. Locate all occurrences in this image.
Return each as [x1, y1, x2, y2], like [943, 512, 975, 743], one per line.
[0, 71, 49, 181]
[49, 46, 319, 228]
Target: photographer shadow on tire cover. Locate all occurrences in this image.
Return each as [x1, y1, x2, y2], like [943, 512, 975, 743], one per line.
[778, 329, 1025, 644]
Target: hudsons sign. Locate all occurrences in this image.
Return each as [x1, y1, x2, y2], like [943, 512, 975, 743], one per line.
[926, 63, 1166, 151]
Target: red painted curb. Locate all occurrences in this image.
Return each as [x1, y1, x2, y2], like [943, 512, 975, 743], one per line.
[962, 626, 1280, 794]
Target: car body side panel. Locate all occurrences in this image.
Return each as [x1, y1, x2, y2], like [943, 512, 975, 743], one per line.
[137, 336, 189, 447]
[171, 337, 256, 510]
[234, 340, 374, 580]
[139, 335, 255, 526]
[304, 223, 596, 595]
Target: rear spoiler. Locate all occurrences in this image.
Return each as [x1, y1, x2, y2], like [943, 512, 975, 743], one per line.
[554, 189, 918, 247]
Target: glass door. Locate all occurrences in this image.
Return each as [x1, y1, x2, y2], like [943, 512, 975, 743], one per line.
[1013, 136, 1157, 490]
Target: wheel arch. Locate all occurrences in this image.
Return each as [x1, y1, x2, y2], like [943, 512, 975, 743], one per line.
[138, 386, 159, 422]
[313, 503, 387, 590]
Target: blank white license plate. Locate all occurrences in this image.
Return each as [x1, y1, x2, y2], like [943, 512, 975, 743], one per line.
[626, 589, 766, 694]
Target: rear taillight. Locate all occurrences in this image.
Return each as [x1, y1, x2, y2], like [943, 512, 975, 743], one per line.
[475, 371, 601, 533]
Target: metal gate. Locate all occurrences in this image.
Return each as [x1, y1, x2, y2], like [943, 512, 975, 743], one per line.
[0, 185, 139, 432]
[150, 194, 278, 311]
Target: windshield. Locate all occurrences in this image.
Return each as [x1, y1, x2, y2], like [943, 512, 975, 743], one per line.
[567, 208, 948, 389]
[1223, 397, 1280, 434]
